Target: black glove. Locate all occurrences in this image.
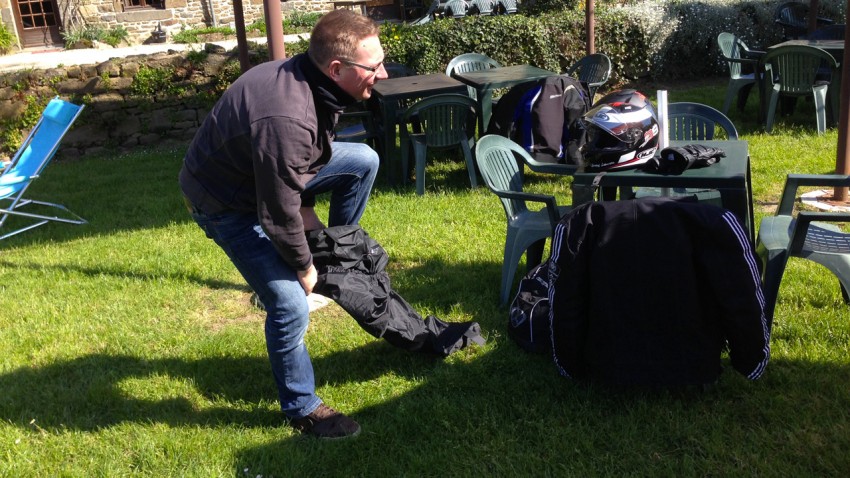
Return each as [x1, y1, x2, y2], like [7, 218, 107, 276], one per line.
[644, 144, 726, 174]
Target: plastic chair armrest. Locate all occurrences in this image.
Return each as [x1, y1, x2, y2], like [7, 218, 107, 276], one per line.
[741, 48, 766, 60]
[777, 174, 850, 215]
[523, 161, 579, 175]
[722, 55, 761, 68]
[492, 190, 561, 229]
[788, 211, 850, 253]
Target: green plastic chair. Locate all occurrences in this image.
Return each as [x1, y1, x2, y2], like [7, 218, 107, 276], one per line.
[756, 174, 850, 324]
[442, 0, 469, 18]
[564, 53, 612, 100]
[475, 135, 571, 304]
[400, 94, 478, 195]
[759, 44, 839, 134]
[667, 102, 739, 141]
[717, 32, 765, 115]
[446, 53, 501, 100]
[635, 102, 738, 205]
[775, 2, 834, 40]
[469, 0, 494, 15]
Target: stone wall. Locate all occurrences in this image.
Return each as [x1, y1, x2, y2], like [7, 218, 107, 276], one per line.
[0, 43, 266, 160]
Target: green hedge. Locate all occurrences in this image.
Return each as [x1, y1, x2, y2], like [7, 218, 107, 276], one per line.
[379, 0, 848, 83]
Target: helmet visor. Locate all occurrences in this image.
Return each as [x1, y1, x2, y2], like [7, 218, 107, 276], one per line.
[583, 103, 656, 146]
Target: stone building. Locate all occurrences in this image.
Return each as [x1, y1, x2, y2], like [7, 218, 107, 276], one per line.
[0, 0, 371, 50]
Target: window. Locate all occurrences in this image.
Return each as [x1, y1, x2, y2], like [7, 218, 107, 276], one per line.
[124, 0, 165, 9]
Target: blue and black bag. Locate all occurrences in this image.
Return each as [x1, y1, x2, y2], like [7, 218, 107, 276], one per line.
[508, 259, 552, 354]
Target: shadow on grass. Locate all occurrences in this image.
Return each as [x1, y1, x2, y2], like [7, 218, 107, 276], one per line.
[1, 324, 849, 474]
[0, 342, 446, 433]
[0, 257, 245, 293]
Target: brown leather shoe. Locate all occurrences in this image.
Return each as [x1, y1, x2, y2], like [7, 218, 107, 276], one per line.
[290, 404, 361, 439]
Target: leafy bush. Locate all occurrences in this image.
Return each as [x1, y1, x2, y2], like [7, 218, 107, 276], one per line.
[0, 95, 47, 154]
[172, 26, 235, 44]
[380, 0, 848, 82]
[130, 65, 177, 97]
[101, 25, 129, 47]
[285, 11, 322, 31]
[0, 21, 17, 54]
[62, 24, 131, 48]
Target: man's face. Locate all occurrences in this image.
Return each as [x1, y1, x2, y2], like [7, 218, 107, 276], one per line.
[331, 35, 389, 101]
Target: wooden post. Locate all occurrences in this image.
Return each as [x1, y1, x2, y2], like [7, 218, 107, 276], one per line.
[834, 15, 850, 201]
[264, 0, 286, 60]
[586, 0, 595, 55]
[232, 0, 251, 73]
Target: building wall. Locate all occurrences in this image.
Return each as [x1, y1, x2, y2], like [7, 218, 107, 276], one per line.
[0, 0, 345, 49]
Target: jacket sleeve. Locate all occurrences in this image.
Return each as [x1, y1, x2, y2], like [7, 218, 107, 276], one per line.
[700, 210, 771, 379]
[252, 116, 316, 271]
[548, 204, 594, 380]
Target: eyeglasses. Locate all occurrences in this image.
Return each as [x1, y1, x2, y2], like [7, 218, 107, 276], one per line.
[340, 59, 384, 74]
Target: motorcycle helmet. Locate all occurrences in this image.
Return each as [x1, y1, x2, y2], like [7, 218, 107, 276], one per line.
[581, 89, 660, 171]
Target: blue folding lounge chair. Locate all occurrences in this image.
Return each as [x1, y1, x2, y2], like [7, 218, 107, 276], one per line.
[0, 97, 86, 241]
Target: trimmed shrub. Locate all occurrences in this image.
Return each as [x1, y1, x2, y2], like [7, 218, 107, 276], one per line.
[380, 0, 848, 82]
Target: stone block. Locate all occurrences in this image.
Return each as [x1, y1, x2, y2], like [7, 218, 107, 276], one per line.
[55, 78, 98, 96]
[65, 65, 83, 79]
[121, 62, 140, 78]
[89, 93, 127, 112]
[138, 133, 163, 145]
[0, 100, 25, 118]
[81, 65, 99, 79]
[96, 61, 121, 78]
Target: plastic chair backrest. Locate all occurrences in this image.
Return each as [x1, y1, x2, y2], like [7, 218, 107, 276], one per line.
[775, 2, 809, 28]
[760, 44, 838, 94]
[718, 32, 746, 79]
[401, 94, 477, 148]
[443, 0, 468, 17]
[470, 0, 493, 14]
[445, 53, 501, 77]
[667, 102, 739, 141]
[3, 98, 84, 194]
[474, 135, 530, 219]
[565, 53, 611, 96]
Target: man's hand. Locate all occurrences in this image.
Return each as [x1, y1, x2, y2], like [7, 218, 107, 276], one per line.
[297, 264, 318, 295]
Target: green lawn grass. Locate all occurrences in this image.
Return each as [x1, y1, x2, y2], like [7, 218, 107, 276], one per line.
[1, 79, 848, 476]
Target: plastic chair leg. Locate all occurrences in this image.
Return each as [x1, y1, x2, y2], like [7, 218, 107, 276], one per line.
[765, 86, 781, 133]
[501, 230, 522, 305]
[757, 242, 790, 327]
[813, 86, 828, 134]
[461, 137, 477, 189]
[413, 139, 428, 196]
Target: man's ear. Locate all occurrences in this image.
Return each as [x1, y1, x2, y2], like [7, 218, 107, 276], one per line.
[327, 60, 344, 81]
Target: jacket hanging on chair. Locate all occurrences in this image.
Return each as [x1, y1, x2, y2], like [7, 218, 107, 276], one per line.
[306, 225, 485, 357]
[548, 197, 770, 386]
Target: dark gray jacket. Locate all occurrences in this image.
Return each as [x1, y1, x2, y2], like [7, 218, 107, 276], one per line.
[179, 54, 353, 271]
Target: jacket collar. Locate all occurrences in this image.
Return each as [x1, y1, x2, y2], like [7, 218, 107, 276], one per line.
[297, 53, 357, 112]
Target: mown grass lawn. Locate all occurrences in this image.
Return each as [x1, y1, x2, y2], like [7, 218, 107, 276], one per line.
[1, 79, 848, 477]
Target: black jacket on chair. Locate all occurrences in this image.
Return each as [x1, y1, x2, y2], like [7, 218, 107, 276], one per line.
[548, 197, 770, 386]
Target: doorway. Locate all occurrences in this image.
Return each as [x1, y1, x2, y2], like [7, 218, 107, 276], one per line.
[13, 0, 63, 48]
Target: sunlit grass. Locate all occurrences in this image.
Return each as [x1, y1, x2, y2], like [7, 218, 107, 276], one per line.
[1, 79, 848, 476]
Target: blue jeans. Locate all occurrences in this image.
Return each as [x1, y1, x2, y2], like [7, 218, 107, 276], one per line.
[188, 142, 379, 418]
